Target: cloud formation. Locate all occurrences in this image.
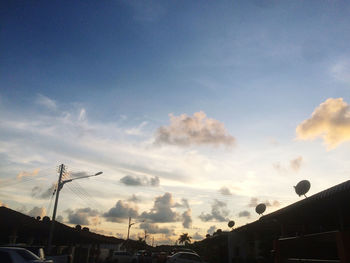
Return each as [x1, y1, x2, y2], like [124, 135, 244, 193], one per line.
[199, 199, 230, 222]
[139, 222, 174, 235]
[331, 60, 350, 84]
[290, 156, 303, 172]
[248, 197, 280, 208]
[31, 184, 55, 199]
[103, 201, 138, 223]
[192, 232, 204, 240]
[140, 193, 179, 223]
[28, 206, 46, 218]
[207, 225, 217, 235]
[128, 194, 141, 203]
[154, 111, 235, 147]
[17, 168, 40, 180]
[182, 209, 192, 228]
[296, 98, 350, 149]
[120, 175, 160, 187]
[66, 207, 100, 226]
[238, 210, 251, 218]
[219, 186, 232, 196]
[36, 94, 57, 111]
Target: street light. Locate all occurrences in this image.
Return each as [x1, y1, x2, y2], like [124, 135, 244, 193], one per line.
[47, 164, 102, 253]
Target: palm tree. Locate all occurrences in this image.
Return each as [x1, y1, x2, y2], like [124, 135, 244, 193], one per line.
[178, 233, 192, 245]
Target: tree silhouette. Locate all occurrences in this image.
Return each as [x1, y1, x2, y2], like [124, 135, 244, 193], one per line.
[178, 233, 192, 245]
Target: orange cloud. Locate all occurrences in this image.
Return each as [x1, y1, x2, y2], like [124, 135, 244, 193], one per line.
[16, 168, 40, 180]
[296, 98, 350, 149]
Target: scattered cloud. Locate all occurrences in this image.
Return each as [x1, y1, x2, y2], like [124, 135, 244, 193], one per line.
[140, 193, 179, 223]
[174, 198, 190, 209]
[31, 184, 55, 199]
[103, 201, 138, 223]
[296, 98, 350, 149]
[126, 121, 148, 136]
[182, 209, 192, 228]
[238, 210, 251, 218]
[65, 207, 100, 226]
[139, 222, 174, 235]
[120, 175, 160, 187]
[154, 111, 235, 147]
[207, 225, 217, 235]
[331, 60, 350, 84]
[199, 199, 229, 222]
[17, 168, 40, 180]
[272, 162, 286, 173]
[128, 194, 142, 203]
[290, 156, 303, 172]
[219, 186, 232, 196]
[36, 94, 57, 111]
[192, 232, 204, 240]
[28, 206, 46, 218]
[248, 197, 280, 208]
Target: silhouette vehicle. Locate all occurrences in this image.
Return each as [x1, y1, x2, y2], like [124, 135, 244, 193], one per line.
[0, 247, 47, 263]
[166, 252, 202, 263]
[110, 251, 133, 263]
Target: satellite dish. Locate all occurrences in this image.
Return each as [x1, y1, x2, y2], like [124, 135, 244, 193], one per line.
[255, 203, 266, 215]
[294, 180, 311, 197]
[228, 220, 235, 228]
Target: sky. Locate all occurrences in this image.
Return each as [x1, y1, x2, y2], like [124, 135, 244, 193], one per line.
[1, 0, 350, 245]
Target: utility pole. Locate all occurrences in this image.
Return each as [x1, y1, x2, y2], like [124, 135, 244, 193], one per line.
[47, 164, 102, 254]
[127, 217, 144, 240]
[47, 164, 65, 253]
[144, 230, 148, 244]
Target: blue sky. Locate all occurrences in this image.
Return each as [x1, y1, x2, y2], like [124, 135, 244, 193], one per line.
[1, 0, 350, 244]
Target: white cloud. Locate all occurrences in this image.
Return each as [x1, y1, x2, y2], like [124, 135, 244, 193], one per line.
[154, 111, 235, 147]
[125, 121, 148, 136]
[331, 60, 350, 84]
[296, 98, 350, 149]
[36, 94, 57, 111]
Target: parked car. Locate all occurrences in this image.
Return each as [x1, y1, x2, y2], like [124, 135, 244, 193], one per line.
[110, 251, 133, 263]
[166, 252, 202, 263]
[0, 247, 47, 263]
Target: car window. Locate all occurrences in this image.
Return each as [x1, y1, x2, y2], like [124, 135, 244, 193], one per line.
[16, 249, 40, 260]
[0, 251, 13, 263]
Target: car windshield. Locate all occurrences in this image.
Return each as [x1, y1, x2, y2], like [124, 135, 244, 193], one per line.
[16, 249, 40, 260]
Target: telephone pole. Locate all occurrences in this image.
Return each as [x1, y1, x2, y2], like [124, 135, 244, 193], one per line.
[47, 164, 65, 253]
[47, 164, 102, 253]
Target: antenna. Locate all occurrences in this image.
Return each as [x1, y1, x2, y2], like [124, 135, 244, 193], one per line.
[228, 220, 235, 229]
[294, 180, 311, 198]
[255, 203, 266, 215]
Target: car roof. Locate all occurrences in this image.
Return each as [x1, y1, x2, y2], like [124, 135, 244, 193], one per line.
[0, 247, 29, 250]
[173, 252, 199, 256]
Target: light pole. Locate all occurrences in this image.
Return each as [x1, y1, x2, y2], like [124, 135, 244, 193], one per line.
[127, 217, 144, 240]
[47, 164, 102, 253]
